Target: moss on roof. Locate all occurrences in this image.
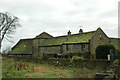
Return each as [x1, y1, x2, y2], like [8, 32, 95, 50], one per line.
[9, 39, 33, 54]
[40, 31, 95, 46]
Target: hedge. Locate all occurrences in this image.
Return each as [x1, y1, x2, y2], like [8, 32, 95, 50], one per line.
[96, 44, 116, 59]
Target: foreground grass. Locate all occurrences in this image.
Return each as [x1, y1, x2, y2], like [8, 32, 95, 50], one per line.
[2, 57, 102, 78]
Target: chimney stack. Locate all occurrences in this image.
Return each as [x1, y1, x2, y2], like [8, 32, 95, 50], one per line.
[67, 30, 71, 36]
[79, 29, 83, 34]
[67, 30, 71, 40]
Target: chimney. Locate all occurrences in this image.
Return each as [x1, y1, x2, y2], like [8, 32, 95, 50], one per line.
[67, 30, 71, 40]
[67, 30, 71, 36]
[79, 29, 83, 34]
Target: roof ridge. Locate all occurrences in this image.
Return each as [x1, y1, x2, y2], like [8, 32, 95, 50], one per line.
[53, 30, 96, 38]
[40, 30, 95, 46]
[35, 32, 53, 38]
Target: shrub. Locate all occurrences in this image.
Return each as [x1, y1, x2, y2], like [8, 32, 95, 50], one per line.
[69, 56, 85, 66]
[115, 49, 120, 59]
[95, 44, 116, 59]
[81, 52, 90, 59]
[115, 49, 120, 55]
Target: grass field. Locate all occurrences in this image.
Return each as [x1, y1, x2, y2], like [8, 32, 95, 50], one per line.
[2, 57, 102, 78]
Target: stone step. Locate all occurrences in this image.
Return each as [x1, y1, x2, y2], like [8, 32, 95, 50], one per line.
[100, 60, 120, 80]
[95, 73, 108, 79]
[108, 68, 116, 71]
[108, 65, 117, 69]
[109, 64, 117, 67]
[95, 73, 115, 79]
[103, 75, 116, 80]
[106, 71, 114, 74]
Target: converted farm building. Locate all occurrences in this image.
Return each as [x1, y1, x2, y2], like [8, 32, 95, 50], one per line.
[9, 27, 120, 59]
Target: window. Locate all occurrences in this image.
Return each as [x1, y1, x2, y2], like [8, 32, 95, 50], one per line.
[66, 45, 69, 51]
[100, 34, 102, 40]
[81, 44, 85, 50]
[24, 45, 26, 47]
[60, 46, 63, 53]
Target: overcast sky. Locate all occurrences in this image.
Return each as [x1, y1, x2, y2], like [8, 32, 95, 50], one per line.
[0, 0, 119, 51]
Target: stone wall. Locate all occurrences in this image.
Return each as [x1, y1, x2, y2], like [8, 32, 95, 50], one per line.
[39, 43, 90, 58]
[39, 46, 61, 54]
[74, 59, 110, 70]
[33, 38, 46, 54]
[63, 43, 90, 55]
[32, 32, 53, 55]
[90, 28, 110, 59]
[110, 38, 120, 50]
[33, 38, 39, 54]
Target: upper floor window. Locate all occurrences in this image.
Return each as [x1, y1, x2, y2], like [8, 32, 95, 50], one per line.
[81, 44, 85, 50]
[66, 45, 69, 51]
[60, 46, 63, 53]
[100, 34, 102, 40]
[24, 45, 26, 47]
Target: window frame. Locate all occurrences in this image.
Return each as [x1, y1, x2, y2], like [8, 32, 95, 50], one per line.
[81, 44, 85, 50]
[66, 44, 69, 51]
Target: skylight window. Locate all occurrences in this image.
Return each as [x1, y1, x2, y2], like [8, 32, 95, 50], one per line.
[24, 45, 26, 47]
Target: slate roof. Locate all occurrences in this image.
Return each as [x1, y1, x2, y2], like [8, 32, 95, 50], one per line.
[9, 39, 33, 54]
[40, 31, 96, 47]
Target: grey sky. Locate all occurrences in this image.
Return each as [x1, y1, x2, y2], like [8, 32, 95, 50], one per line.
[0, 0, 119, 51]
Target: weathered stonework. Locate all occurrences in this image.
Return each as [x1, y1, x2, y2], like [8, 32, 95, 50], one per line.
[33, 32, 53, 54]
[62, 43, 90, 54]
[109, 38, 120, 50]
[90, 28, 110, 59]
[40, 46, 61, 55]
[9, 27, 120, 59]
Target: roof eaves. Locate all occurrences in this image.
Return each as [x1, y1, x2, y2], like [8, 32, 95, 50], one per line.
[109, 37, 120, 39]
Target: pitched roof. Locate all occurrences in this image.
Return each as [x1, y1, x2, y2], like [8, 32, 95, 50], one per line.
[9, 39, 33, 54]
[35, 32, 53, 39]
[40, 31, 95, 46]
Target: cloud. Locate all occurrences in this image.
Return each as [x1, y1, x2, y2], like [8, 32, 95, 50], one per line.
[0, 0, 119, 51]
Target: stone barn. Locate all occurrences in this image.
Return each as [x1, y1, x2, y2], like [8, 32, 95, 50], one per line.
[9, 27, 120, 59]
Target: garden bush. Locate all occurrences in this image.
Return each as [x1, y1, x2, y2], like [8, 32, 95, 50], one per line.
[115, 49, 120, 59]
[96, 44, 116, 59]
[69, 56, 85, 66]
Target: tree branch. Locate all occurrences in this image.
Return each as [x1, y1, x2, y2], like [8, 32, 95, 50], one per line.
[1, 17, 16, 42]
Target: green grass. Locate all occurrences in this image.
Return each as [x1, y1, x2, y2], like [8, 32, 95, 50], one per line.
[2, 57, 101, 78]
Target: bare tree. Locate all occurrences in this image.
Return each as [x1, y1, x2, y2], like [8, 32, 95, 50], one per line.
[0, 12, 21, 53]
